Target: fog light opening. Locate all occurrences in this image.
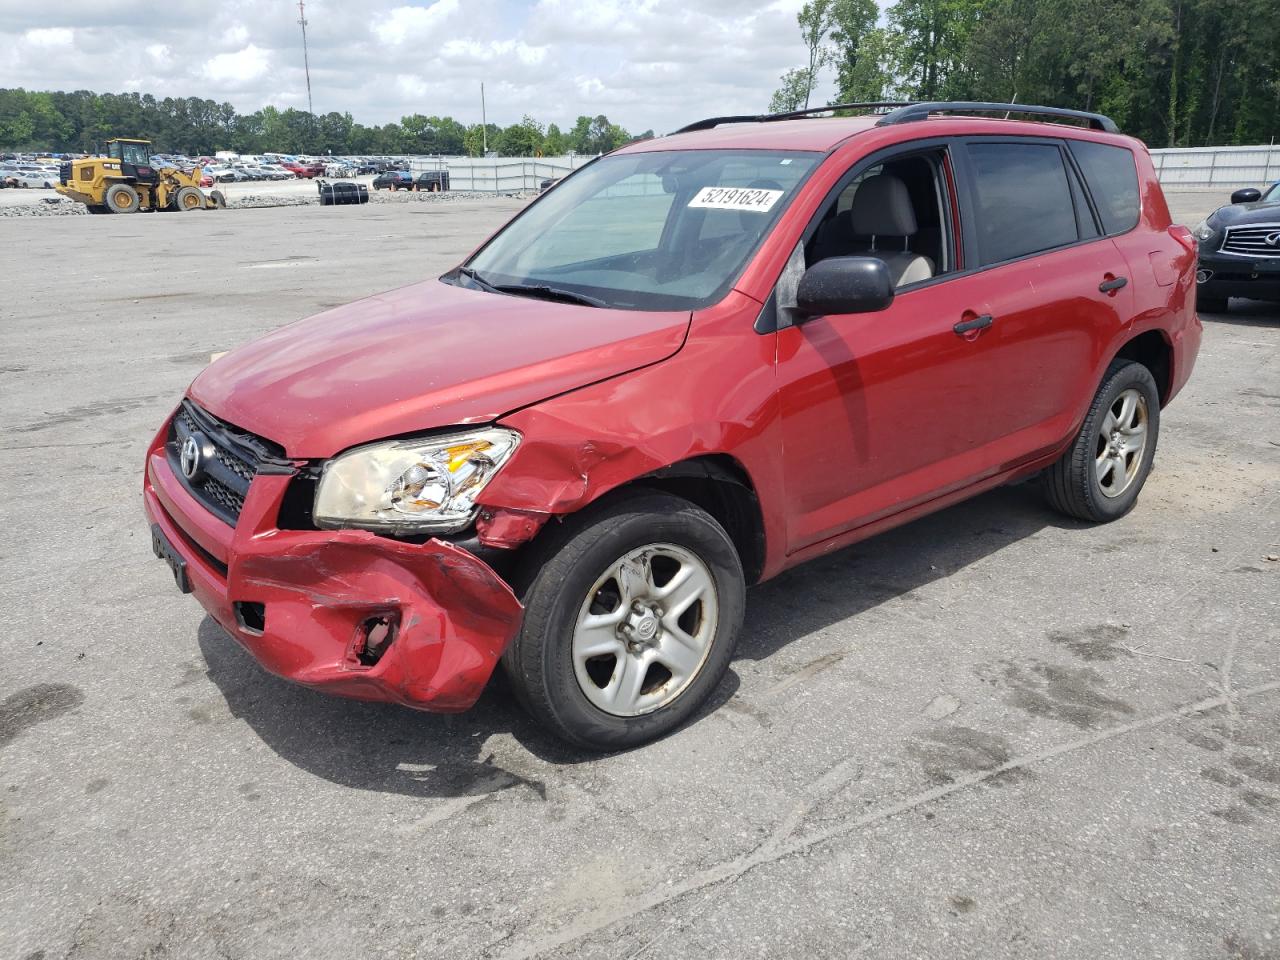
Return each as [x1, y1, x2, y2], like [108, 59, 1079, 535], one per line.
[1196, 269, 1213, 284]
[234, 601, 266, 635]
[352, 613, 399, 667]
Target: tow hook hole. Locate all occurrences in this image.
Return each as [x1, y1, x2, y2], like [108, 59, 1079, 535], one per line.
[234, 601, 266, 635]
[353, 614, 398, 667]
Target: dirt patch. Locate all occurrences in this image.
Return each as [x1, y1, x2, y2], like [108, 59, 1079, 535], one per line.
[0, 683, 84, 748]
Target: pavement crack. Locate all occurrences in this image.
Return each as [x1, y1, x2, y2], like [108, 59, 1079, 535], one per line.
[492, 678, 1280, 960]
[756, 756, 864, 857]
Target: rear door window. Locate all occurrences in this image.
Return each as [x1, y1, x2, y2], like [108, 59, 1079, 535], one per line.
[1068, 141, 1140, 234]
[965, 142, 1078, 265]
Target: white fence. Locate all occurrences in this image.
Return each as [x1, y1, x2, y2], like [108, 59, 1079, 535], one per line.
[401, 145, 1280, 194]
[409, 155, 596, 193]
[1150, 144, 1279, 190]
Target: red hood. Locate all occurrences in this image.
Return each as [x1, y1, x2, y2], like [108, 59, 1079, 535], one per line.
[188, 279, 690, 458]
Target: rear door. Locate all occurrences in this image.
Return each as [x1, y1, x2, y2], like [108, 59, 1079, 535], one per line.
[950, 137, 1133, 462]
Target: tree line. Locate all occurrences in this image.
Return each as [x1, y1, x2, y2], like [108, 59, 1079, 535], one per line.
[0, 88, 650, 157]
[772, 0, 1279, 147]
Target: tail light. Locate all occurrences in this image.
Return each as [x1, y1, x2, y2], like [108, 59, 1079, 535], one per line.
[1169, 224, 1196, 254]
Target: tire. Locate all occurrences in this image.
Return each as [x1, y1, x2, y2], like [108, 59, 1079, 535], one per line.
[1043, 360, 1160, 523]
[1198, 295, 1228, 313]
[209, 190, 226, 209]
[104, 182, 140, 214]
[175, 186, 204, 211]
[503, 492, 746, 750]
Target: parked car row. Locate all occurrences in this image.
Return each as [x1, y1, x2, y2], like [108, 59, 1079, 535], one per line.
[0, 151, 441, 190]
[203, 163, 300, 183]
[1, 159, 60, 188]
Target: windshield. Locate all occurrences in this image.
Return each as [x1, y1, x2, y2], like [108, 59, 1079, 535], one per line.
[1264, 181, 1280, 202]
[459, 149, 820, 310]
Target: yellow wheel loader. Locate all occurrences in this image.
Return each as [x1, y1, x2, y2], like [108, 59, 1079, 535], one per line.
[55, 138, 226, 214]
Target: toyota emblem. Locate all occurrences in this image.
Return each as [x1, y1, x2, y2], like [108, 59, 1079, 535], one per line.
[180, 434, 205, 480]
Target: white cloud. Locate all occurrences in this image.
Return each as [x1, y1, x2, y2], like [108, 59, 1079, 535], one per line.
[24, 27, 74, 46]
[221, 23, 250, 47]
[1, 0, 831, 135]
[146, 43, 173, 67]
[372, 0, 461, 45]
[201, 44, 271, 85]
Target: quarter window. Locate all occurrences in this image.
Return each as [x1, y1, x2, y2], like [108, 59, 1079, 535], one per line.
[1069, 141, 1140, 234]
[966, 143, 1078, 265]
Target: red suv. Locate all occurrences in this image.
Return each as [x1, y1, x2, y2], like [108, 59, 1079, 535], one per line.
[281, 160, 324, 178]
[145, 102, 1200, 749]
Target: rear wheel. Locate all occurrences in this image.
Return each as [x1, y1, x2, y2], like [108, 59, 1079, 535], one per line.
[104, 183, 139, 214]
[175, 186, 204, 211]
[209, 190, 227, 209]
[1044, 360, 1160, 522]
[503, 492, 745, 750]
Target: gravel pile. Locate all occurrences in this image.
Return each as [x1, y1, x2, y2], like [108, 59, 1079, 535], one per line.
[0, 197, 88, 217]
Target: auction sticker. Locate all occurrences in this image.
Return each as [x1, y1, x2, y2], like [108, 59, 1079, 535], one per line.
[688, 186, 783, 213]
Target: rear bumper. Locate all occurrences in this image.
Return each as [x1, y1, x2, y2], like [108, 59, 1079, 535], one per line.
[1168, 307, 1202, 404]
[143, 429, 522, 712]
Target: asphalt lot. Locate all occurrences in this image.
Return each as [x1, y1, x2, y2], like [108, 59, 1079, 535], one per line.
[0, 192, 1277, 960]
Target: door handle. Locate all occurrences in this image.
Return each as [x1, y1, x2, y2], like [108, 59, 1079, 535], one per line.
[953, 313, 994, 335]
[1099, 275, 1128, 293]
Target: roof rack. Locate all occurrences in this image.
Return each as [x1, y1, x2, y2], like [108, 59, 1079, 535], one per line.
[673, 102, 911, 135]
[876, 102, 1120, 133]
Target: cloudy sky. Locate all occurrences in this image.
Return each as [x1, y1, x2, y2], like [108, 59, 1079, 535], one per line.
[0, 0, 850, 134]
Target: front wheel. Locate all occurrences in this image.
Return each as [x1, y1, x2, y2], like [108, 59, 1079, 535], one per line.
[503, 492, 745, 750]
[175, 186, 205, 211]
[1043, 360, 1160, 522]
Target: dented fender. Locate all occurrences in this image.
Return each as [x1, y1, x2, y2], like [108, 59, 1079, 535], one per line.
[474, 291, 789, 574]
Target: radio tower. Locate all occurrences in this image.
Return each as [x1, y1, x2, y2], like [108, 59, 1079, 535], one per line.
[297, 0, 314, 116]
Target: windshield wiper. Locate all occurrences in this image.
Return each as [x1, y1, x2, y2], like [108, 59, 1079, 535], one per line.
[457, 268, 602, 308]
[457, 266, 500, 292]
[491, 283, 606, 309]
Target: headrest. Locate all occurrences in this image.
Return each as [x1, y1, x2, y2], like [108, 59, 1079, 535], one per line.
[850, 174, 917, 237]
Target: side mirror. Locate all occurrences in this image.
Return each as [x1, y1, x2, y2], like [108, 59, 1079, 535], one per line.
[796, 257, 895, 318]
[1231, 187, 1262, 204]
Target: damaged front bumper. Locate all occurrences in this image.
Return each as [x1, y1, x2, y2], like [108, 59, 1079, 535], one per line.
[143, 432, 523, 712]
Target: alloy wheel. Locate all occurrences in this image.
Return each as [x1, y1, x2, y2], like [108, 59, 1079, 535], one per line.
[572, 543, 718, 717]
[1095, 387, 1148, 498]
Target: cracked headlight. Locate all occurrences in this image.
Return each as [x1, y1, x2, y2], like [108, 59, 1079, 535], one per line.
[314, 428, 520, 535]
[1192, 219, 1216, 242]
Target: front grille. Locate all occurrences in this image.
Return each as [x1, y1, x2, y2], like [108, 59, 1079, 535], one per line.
[167, 401, 281, 526]
[1220, 223, 1280, 259]
[59, 162, 71, 185]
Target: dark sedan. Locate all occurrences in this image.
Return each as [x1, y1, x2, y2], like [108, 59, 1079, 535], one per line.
[371, 170, 413, 191]
[1194, 180, 1280, 311]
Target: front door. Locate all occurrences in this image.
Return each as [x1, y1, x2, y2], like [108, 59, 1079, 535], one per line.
[775, 270, 1007, 551]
